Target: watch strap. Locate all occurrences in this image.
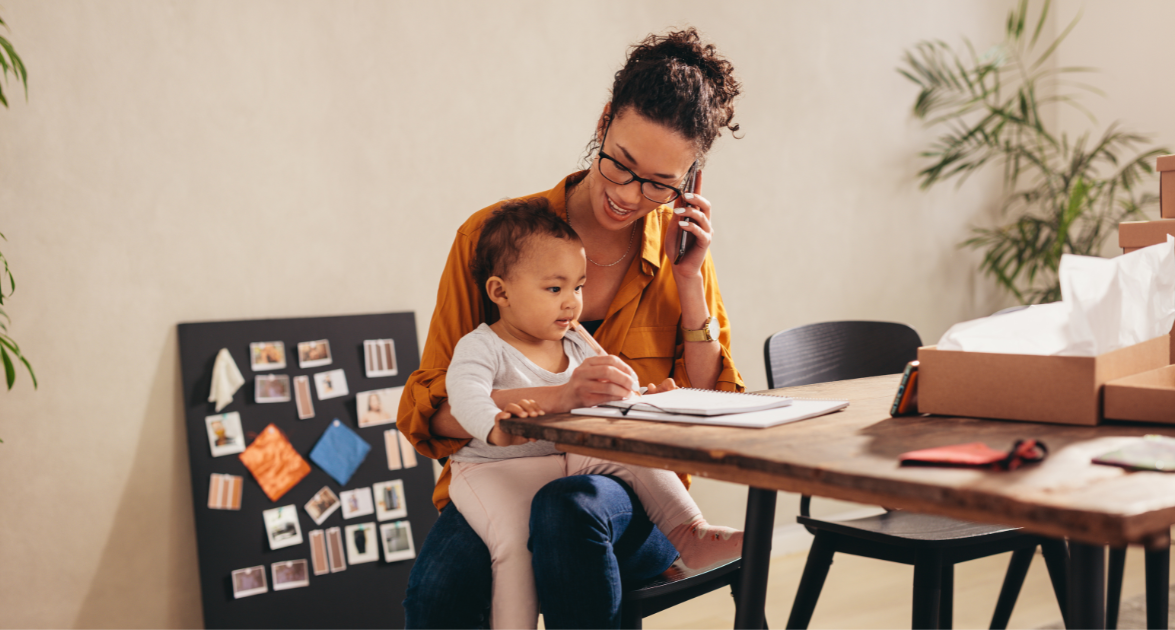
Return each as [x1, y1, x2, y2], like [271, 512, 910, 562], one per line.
[682, 317, 717, 342]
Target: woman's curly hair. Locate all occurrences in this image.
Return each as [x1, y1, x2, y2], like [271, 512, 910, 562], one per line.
[584, 27, 742, 165]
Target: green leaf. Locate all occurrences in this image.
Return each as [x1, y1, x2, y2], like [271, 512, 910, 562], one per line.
[0, 37, 29, 93]
[1029, 0, 1052, 50]
[1030, 6, 1082, 71]
[20, 353, 36, 389]
[1, 345, 14, 390]
[0, 333, 22, 355]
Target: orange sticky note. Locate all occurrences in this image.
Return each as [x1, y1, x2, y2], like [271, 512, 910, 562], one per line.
[239, 424, 310, 502]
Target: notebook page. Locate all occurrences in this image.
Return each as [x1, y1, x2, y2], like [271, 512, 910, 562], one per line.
[603, 387, 792, 416]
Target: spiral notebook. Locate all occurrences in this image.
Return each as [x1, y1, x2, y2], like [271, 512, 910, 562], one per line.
[574, 397, 849, 428]
[602, 388, 793, 416]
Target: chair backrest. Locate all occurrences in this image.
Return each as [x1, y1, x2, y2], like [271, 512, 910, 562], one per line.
[763, 321, 922, 389]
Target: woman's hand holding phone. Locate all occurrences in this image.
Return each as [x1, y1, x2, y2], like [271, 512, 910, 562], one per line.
[669, 170, 712, 275]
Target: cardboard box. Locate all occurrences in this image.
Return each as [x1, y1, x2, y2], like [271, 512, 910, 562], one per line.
[1104, 365, 1175, 424]
[1118, 219, 1175, 249]
[918, 335, 1169, 425]
[1160, 154, 1175, 219]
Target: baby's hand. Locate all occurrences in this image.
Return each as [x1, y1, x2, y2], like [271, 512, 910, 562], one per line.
[644, 378, 679, 395]
[486, 400, 543, 446]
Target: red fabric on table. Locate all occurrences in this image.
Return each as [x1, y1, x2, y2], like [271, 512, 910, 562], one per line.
[899, 440, 1046, 471]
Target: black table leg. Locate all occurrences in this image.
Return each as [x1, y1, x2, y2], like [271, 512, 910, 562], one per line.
[1145, 546, 1170, 630]
[735, 487, 777, 629]
[1067, 542, 1105, 629]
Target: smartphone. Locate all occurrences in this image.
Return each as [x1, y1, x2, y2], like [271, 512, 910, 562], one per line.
[890, 360, 920, 416]
[673, 166, 702, 265]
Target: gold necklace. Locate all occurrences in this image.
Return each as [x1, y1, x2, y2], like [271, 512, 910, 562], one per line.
[566, 186, 638, 268]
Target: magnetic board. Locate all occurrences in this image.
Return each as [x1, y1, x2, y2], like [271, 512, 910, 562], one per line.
[178, 312, 436, 629]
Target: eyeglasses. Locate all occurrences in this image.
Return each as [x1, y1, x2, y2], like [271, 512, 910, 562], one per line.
[596, 124, 694, 205]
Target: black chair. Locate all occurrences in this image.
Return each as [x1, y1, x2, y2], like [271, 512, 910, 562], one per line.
[620, 558, 743, 628]
[765, 321, 1069, 629]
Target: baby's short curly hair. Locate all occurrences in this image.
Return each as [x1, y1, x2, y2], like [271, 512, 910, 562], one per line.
[470, 198, 581, 296]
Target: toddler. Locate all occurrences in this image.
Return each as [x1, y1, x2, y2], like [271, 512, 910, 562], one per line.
[446, 198, 742, 629]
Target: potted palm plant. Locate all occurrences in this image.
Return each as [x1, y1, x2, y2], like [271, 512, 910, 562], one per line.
[1, 13, 35, 392]
[900, 0, 1168, 304]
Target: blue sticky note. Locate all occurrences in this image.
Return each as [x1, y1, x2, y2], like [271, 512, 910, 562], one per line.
[309, 419, 372, 486]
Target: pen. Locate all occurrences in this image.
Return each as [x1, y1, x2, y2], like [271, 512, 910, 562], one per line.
[570, 320, 641, 397]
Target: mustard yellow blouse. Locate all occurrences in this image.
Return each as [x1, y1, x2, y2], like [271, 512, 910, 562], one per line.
[397, 171, 745, 510]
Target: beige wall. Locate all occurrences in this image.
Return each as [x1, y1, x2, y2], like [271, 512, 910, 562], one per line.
[8, 0, 1153, 626]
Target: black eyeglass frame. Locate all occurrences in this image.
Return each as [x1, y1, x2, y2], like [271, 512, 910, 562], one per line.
[596, 123, 697, 205]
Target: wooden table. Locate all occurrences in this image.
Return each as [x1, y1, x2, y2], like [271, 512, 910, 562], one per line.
[500, 374, 1175, 629]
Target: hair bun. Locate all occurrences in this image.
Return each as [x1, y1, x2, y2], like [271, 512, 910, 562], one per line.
[603, 27, 742, 160]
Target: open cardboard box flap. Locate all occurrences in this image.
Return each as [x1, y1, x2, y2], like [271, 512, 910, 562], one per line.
[918, 334, 1170, 425]
[1118, 219, 1175, 249]
[1105, 365, 1175, 424]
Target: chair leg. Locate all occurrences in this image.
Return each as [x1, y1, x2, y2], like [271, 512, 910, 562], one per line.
[1106, 547, 1126, 630]
[1145, 546, 1169, 630]
[786, 532, 836, 630]
[940, 564, 954, 630]
[619, 600, 642, 630]
[1040, 538, 1069, 627]
[729, 581, 769, 629]
[912, 548, 944, 630]
[989, 547, 1036, 629]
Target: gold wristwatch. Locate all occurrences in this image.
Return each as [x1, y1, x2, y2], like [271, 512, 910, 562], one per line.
[682, 316, 720, 342]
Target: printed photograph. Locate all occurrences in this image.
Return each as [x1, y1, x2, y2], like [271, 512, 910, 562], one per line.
[207, 473, 243, 510]
[363, 339, 398, 378]
[313, 368, 349, 400]
[304, 486, 341, 525]
[355, 387, 401, 428]
[373, 479, 407, 521]
[309, 530, 329, 576]
[250, 341, 286, 371]
[262, 505, 304, 550]
[294, 375, 315, 420]
[344, 522, 379, 565]
[232, 565, 268, 599]
[398, 431, 419, 468]
[380, 520, 416, 563]
[384, 430, 402, 470]
[297, 339, 333, 369]
[255, 374, 292, 403]
[325, 526, 347, 573]
[205, 412, 246, 458]
[340, 487, 374, 519]
[271, 559, 310, 591]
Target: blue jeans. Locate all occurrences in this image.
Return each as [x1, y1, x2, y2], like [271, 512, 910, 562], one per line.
[403, 474, 679, 629]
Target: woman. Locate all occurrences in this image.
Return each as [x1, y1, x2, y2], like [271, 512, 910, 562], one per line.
[397, 28, 744, 628]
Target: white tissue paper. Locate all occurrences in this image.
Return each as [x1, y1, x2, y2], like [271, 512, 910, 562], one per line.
[938, 238, 1175, 356]
[208, 348, 246, 412]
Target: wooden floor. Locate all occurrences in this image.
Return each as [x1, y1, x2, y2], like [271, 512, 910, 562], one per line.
[643, 546, 1158, 629]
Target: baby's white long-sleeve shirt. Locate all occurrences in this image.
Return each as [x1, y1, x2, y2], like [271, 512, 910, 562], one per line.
[448, 323, 593, 463]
